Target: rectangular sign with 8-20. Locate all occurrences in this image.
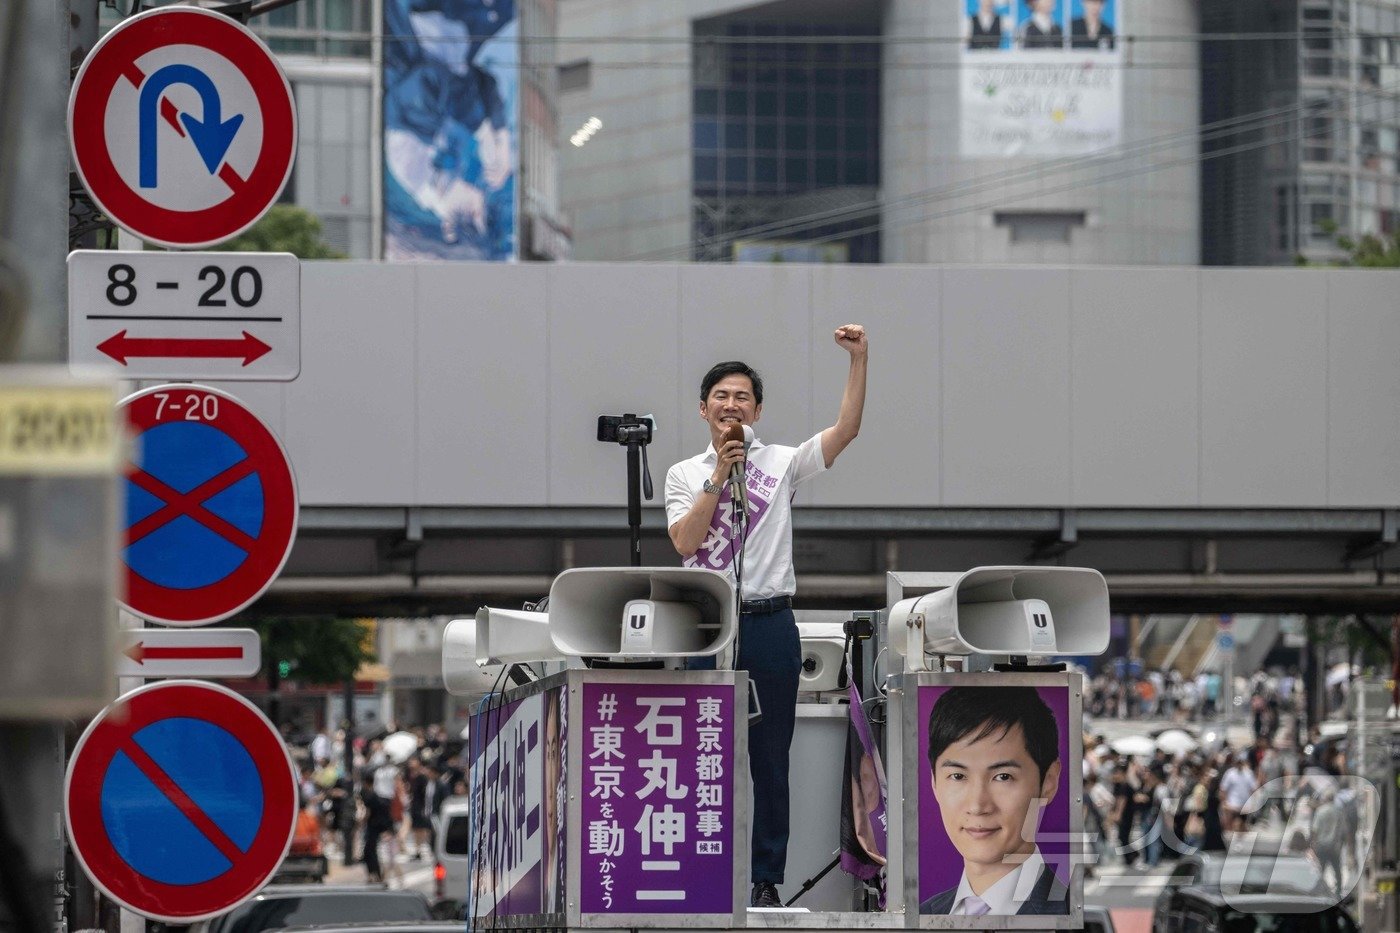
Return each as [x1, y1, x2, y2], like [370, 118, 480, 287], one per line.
[67, 250, 300, 381]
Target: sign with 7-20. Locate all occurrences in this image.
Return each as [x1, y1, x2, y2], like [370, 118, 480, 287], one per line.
[67, 250, 299, 382]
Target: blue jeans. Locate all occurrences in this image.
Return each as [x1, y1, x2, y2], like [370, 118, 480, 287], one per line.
[687, 606, 800, 884]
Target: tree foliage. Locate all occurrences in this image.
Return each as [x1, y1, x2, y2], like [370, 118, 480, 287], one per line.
[245, 616, 376, 685]
[1313, 615, 1392, 670]
[219, 205, 347, 260]
[1299, 219, 1400, 267]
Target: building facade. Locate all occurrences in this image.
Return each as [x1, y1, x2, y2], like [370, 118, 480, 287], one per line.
[1202, 0, 1400, 265]
[558, 0, 1201, 264]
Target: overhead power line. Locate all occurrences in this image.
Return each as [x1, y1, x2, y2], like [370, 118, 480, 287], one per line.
[776, 116, 1333, 254]
[629, 99, 1322, 260]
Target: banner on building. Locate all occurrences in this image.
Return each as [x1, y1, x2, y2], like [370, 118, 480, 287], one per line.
[382, 0, 518, 260]
[959, 0, 1122, 157]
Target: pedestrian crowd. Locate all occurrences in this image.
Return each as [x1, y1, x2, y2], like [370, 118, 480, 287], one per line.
[289, 722, 468, 886]
[1081, 667, 1364, 899]
[1086, 667, 1305, 728]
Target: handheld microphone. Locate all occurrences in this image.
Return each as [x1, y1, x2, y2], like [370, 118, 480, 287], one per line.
[722, 424, 753, 515]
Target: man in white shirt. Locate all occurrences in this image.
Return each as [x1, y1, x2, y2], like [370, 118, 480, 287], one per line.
[665, 325, 868, 908]
[920, 687, 1069, 915]
[1219, 755, 1258, 833]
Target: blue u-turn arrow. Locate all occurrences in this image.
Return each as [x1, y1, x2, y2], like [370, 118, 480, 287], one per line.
[138, 64, 244, 188]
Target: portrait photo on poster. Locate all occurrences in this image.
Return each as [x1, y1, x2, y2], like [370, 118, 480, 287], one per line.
[917, 677, 1075, 920]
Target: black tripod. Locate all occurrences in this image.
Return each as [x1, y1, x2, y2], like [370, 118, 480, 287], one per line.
[596, 413, 654, 566]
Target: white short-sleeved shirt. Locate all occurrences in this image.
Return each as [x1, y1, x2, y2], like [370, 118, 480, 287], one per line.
[664, 432, 826, 600]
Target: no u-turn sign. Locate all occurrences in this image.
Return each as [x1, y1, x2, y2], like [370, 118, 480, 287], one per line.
[68, 6, 297, 248]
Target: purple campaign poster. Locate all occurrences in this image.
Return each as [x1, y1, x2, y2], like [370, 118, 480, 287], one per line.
[917, 682, 1072, 916]
[581, 682, 735, 915]
[468, 693, 545, 919]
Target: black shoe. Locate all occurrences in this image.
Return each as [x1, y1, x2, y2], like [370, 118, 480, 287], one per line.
[750, 882, 781, 908]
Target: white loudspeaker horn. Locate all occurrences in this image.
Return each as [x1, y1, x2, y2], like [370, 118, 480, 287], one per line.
[441, 617, 508, 698]
[797, 622, 847, 693]
[549, 567, 736, 659]
[474, 606, 554, 665]
[886, 566, 1109, 670]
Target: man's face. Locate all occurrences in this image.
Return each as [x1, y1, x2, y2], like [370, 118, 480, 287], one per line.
[930, 723, 1061, 869]
[700, 374, 761, 441]
[1032, 0, 1055, 14]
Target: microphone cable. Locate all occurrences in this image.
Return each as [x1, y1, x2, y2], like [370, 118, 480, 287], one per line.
[730, 469, 750, 716]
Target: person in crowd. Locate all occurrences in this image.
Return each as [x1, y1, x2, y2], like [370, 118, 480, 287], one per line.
[1200, 763, 1227, 852]
[361, 747, 394, 883]
[1309, 788, 1345, 896]
[1219, 754, 1257, 834]
[1137, 766, 1169, 868]
[1111, 763, 1138, 867]
[404, 757, 432, 860]
[1085, 772, 1114, 873]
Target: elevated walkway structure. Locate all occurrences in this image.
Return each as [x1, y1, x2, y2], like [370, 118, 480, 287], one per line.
[192, 262, 1400, 618]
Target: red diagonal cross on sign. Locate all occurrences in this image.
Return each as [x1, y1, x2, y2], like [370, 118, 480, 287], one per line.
[126, 459, 258, 552]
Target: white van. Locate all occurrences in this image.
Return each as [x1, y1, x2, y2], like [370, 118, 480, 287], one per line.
[432, 796, 472, 916]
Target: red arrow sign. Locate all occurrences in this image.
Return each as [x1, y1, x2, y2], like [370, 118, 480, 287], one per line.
[124, 642, 247, 665]
[98, 330, 272, 366]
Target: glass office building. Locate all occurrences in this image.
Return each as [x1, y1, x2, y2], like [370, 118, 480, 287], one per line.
[1203, 0, 1400, 264]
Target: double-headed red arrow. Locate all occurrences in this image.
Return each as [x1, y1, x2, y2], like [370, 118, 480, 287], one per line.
[124, 641, 247, 665]
[98, 330, 272, 366]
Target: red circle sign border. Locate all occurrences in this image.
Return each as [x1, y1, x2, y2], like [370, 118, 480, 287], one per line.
[65, 681, 298, 923]
[120, 385, 298, 626]
[68, 6, 297, 249]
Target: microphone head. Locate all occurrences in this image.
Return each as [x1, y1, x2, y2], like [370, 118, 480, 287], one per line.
[721, 422, 744, 447]
[742, 425, 754, 450]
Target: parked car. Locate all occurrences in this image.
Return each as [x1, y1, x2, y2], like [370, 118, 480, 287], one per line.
[1083, 904, 1116, 933]
[270, 806, 328, 884]
[1159, 847, 1329, 903]
[1153, 885, 1358, 933]
[192, 885, 432, 933]
[430, 796, 471, 918]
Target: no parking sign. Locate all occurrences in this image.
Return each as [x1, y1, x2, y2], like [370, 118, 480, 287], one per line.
[65, 681, 298, 923]
[121, 384, 297, 626]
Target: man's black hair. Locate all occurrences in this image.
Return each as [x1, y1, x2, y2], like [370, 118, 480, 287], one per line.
[700, 361, 764, 406]
[927, 686, 1060, 783]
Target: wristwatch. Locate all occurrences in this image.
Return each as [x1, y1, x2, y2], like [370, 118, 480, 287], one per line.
[702, 478, 722, 495]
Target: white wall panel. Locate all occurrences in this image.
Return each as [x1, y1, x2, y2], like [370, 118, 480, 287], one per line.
[941, 268, 1072, 505]
[676, 266, 814, 461]
[416, 264, 549, 504]
[286, 263, 417, 504]
[547, 264, 682, 505]
[1325, 270, 1400, 505]
[807, 265, 941, 506]
[1070, 269, 1199, 506]
[1199, 270, 1328, 506]
[261, 262, 1400, 510]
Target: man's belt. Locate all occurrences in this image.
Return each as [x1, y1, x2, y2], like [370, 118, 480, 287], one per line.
[740, 595, 792, 614]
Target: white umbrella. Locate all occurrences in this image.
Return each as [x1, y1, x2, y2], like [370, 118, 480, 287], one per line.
[1110, 735, 1155, 757]
[383, 730, 419, 765]
[1155, 729, 1198, 755]
[1325, 663, 1351, 688]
